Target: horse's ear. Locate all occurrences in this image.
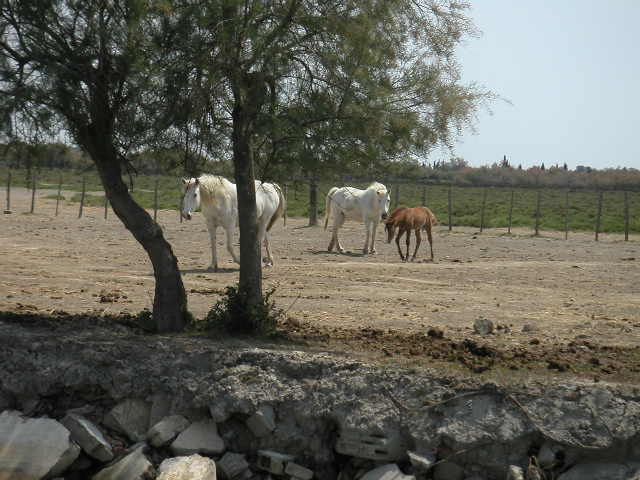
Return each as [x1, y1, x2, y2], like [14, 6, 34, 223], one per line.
[195, 178, 200, 185]
[181, 178, 188, 184]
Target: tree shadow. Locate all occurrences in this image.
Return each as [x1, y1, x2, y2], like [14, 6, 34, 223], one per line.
[180, 267, 237, 274]
[309, 250, 365, 257]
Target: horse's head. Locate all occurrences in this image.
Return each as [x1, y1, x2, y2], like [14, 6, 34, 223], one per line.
[384, 217, 397, 243]
[376, 188, 390, 221]
[181, 177, 201, 220]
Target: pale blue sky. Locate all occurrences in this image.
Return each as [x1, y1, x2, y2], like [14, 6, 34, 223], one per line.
[448, 1, 640, 170]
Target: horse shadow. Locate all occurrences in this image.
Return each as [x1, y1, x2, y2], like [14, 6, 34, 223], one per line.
[180, 267, 237, 275]
[310, 250, 366, 257]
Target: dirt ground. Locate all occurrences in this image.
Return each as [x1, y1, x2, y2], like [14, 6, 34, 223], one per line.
[1, 187, 639, 383]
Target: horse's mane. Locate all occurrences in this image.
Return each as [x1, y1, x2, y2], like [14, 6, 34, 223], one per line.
[366, 181, 387, 193]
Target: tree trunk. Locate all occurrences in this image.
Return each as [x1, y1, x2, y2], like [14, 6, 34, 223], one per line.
[83, 134, 189, 333]
[231, 102, 263, 327]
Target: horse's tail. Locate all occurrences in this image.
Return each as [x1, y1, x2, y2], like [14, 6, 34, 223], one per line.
[266, 183, 286, 232]
[324, 187, 339, 230]
[422, 207, 438, 230]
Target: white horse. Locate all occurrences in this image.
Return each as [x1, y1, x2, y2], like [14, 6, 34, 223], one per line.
[323, 182, 391, 254]
[181, 175, 285, 271]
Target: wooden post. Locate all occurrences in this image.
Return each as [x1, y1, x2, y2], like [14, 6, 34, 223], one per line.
[507, 189, 514, 234]
[421, 185, 427, 206]
[624, 191, 630, 242]
[448, 185, 453, 231]
[283, 184, 288, 227]
[5, 171, 11, 213]
[308, 179, 318, 226]
[479, 188, 488, 232]
[534, 189, 541, 235]
[78, 176, 86, 218]
[179, 193, 183, 223]
[30, 174, 36, 214]
[564, 189, 570, 240]
[595, 190, 603, 241]
[55, 174, 62, 216]
[153, 177, 159, 222]
[104, 195, 109, 220]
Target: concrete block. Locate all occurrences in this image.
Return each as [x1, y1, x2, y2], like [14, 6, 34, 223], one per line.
[61, 412, 114, 462]
[218, 451, 250, 479]
[256, 450, 295, 475]
[335, 426, 407, 461]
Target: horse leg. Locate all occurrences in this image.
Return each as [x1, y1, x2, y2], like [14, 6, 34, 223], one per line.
[225, 223, 239, 265]
[369, 221, 378, 254]
[263, 234, 274, 267]
[206, 222, 218, 272]
[395, 229, 405, 261]
[412, 229, 422, 261]
[363, 220, 371, 254]
[333, 213, 346, 253]
[426, 222, 434, 261]
[405, 229, 411, 262]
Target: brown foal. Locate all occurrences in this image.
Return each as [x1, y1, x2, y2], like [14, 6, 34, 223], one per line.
[384, 206, 438, 261]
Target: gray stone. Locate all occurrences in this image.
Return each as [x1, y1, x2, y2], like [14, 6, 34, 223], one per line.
[335, 426, 407, 461]
[536, 442, 562, 469]
[61, 412, 114, 462]
[285, 461, 314, 480]
[360, 463, 415, 480]
[256, 450, 295, 475]
[506, 465, 524, 480]
[473, 317, 494, 335]
[171, 419, 225, 456]
[407, 450, 436, 472]
[245, 405, 276, 438]
[557, 463, 639, 480]
[92, 444, 154, 480]
[157, 454, 217, 480]
[103, 398, 151, 442]
[209, 402, 230, 423]
[148, 393, 172, 430]
[147, 415, 191, 448]
[218, 451, 250, 479]
[0, 410, 80, 480]
[433, 461, 464, 480]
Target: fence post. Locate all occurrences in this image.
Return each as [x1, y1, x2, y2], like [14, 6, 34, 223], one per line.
[78, 176, 86, 218]
[624, 191, 629, 242]
[507, 189, 514, 234]
[153, 177, 159, 222]
[595, 190, 603, 241]
[448, 185, 453, 232]
[283, 184, 288, 227]
[479, 188, 487, 232]
[534, 189, 541, 235]
[564, 190, 570, 240]
[308, 179, 318, 226]
[179, 192, 183, 223]
[30, 174, 37, 214]
[4, 171, 11, 213]
[55, 173, 62, 216]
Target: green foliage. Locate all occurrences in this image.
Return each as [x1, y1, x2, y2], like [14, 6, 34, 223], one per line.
[199, 285, 283, 335]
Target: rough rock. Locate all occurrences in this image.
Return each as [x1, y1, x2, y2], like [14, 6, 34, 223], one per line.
[147, 415, 191, 448]
[61, 412, 114, 462]
[245, 404, 276, 438]
[407, 450, 436, 473]
[256, 450, 295, 475]
[92, 444, 154, 480]
[0, 410, 80, 479]
[433, 461, 464, 480]
[473, 317, 494, 335]
[284, 461, 314, 480]
[557, 463, 640, 480]
[171, 419, 225, 456]
[335, 426, 407, 461]
[103, 398, 151, 442]
[217, 452, 250, 479]
[157, 454, 217, 480]
[148, 393, 173, 429]
[360, 463, 415, 480]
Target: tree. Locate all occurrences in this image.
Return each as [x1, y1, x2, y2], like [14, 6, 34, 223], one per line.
[0, 0, 189, 332]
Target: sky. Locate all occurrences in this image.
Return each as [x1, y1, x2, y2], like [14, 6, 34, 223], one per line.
[446, 1, 640, 170]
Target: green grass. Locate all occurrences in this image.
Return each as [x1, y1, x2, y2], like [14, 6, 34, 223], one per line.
[2, 168, 639, 234]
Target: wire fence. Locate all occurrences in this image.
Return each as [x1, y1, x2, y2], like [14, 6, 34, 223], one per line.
[2, 168, 639, 241]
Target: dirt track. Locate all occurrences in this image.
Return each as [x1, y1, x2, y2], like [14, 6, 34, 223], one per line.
[1, 188, 639, 382]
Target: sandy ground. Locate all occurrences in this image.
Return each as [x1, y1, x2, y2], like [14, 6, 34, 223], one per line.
[1, 187, 639, 381]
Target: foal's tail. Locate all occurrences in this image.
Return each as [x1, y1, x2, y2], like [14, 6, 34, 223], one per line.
[267, 183, 286, 232]
[324, 187, 339, 230]
[422, 207, 438, 231]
